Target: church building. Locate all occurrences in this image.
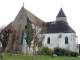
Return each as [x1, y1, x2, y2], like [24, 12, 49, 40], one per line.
[41, 8, 79, 53]
[0, 5, 79, 54]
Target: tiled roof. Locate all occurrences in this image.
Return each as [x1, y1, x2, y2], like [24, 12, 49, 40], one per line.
[56, 8, 66, 17]
[24, 7, 44, 27]
[1, 22, 14, 33]
[1, 22, 20, 38]
[42, 21, 75, 33]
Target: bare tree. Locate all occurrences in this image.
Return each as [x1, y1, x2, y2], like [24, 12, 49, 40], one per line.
[0, 29, 12, 59]
[32, 27, 45, 60]
[10, 31, 19, 56]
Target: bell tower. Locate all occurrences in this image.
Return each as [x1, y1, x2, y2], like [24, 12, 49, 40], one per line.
[56, 8, 67, 22]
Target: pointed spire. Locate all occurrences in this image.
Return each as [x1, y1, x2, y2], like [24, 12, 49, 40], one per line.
[56, 8, 66, 17]
[23, 3, 24, 7]
[56, 8, 67, 22]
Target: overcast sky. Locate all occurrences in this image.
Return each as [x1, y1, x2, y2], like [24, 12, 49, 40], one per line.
[0, 0, 80, 43]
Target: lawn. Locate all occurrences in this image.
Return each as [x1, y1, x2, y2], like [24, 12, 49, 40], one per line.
[0, 53, 80, 60]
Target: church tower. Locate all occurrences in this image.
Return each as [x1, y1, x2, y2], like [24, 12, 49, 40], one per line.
[56, 8, 67, 22]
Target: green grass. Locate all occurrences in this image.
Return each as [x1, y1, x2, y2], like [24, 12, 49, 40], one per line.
[0, 53, 80, 60]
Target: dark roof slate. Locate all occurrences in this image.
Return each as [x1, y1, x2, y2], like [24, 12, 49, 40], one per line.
[56, 8, 66, 17]
[42, 21, 75, 33]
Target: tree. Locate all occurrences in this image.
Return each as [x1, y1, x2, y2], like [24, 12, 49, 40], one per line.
[10, 31, 19, 56]
[32, 25, 45, 60]
[0, 29, 12, 59]
[25, 17, 34, 55]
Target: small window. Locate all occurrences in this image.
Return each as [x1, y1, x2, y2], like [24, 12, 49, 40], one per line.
[59, 35, 62, 38]
[47, 37, 50, 44]
[65, 37, 68, 44]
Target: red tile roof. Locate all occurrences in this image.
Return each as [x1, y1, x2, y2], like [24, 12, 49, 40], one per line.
[1, 22, 14, 33]
[24, 7, 44, 27]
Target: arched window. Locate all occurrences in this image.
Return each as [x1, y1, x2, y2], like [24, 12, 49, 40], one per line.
[47, 37, 50, 44]
[65, 37, 68, 44]
[21, 30, 24, 45]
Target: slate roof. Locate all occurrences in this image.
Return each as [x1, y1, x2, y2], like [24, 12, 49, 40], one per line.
[23, 7, 44, 27]
[42, 21, 75, 33]
[56, 8, 66, 17]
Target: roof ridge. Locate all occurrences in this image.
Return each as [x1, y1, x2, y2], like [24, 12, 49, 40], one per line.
[23, 7, 44, 27]
[24, 7, 44, 22]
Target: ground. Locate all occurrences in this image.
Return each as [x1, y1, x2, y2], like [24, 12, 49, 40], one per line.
[0, 53, 80, 60]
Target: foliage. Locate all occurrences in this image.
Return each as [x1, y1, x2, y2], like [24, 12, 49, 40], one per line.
[70, 51, 78, 57]
[25, 17, 34, 47]
[41, 47, 48, 55]
[41, 47, 52, 55]
[65, 49, 70, 56]
[54, 47, 62, 56]
[54, 47, 70, 56]
[46, 48, 52, 55]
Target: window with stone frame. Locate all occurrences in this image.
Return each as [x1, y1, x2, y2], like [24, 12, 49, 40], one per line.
[65, 37, 68, 44]
[47, 37, 50, 44]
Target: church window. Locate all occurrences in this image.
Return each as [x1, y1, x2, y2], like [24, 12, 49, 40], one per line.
[65, 37, 68, 44]
[59, 35, 62, 38]
[47, 37, 50, 44]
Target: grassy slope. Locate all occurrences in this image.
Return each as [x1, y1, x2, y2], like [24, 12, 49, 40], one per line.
[0, 54, 80, 60]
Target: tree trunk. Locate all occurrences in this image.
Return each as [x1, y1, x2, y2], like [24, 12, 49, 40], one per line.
[10, 49, 12, 56]
[32, 44, 35, 60]
[29, 46, 30, 55]
[1, 52, 4, 59]
[33, 46, 35, 60]
[10, 43, 14, 56]
[1, 48, 5, 59]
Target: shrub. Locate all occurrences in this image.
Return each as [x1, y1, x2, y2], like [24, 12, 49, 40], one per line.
[41, 47, 48, 55]
[61, 49, 66, 56]
[54, 47, 63, 56]
[54, 47, 70, 56]
[46, 48, 52, 55]
[65, 49, 70, 56]
[41, 47, 52, 55]
[53, 47, 78, 57]
[70, 51, 78, 57]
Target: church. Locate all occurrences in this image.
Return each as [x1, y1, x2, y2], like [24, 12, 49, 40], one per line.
[41, 8, 79, 53]
[0, 5, 79, 54]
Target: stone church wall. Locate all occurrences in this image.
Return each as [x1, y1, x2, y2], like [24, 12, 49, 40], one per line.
[42, 33, 79, 53]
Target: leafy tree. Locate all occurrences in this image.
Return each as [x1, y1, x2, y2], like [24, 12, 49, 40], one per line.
[25, 17, 34, 54]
